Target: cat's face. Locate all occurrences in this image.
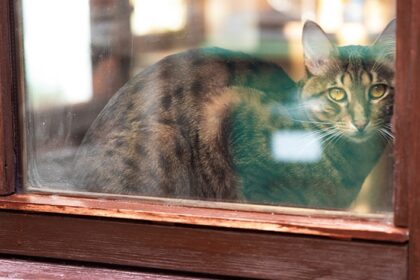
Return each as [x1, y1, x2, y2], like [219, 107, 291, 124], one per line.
[300, 20, 395, 143]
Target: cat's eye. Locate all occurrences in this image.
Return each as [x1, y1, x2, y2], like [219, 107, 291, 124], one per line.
[369, 84, 388, 100]
[328, 88, 347, 102]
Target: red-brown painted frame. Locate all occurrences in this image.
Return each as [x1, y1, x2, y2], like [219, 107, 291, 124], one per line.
[397, 0, 420, 279]
[393, 0, 411, 228]
[0, 258, 202, 280]
[0, 0, 17, 196]
[0, 0, 419, 278]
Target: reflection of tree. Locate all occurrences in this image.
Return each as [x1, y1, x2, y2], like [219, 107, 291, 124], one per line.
[27, 1, 134, 190]
[27, 0, 207, 191]
[90, 0, 132, 102]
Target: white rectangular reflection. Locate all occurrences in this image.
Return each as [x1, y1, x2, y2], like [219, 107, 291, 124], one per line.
[271, 130, 322, 163]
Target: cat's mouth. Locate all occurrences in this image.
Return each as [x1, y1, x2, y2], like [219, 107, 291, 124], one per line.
[343, 128, 378, 143]
[349, 132, 372, 143]
[337, 122, 376, 143]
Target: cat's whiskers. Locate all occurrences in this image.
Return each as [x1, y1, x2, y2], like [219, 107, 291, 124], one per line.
[296, 126, 341, 155]
[380, 128, 395, 141]
[331, 131, 346, 146]
[331, 122, 348, 130]
[372, 120, 394, 140]
[320, 129, 343, 150]
[372, 119, 394, 143]
[294, 129, 329, 146]
[292, 129, 330, 155]
[383, 123, 393, 131]
[377, 129, 390, 143]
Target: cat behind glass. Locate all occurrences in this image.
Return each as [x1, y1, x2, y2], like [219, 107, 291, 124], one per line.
[73, 20, 395, 209]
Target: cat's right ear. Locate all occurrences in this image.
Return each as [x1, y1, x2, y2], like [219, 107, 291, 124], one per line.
[372, 19, 396, 69]
[302, 21, 338, 76]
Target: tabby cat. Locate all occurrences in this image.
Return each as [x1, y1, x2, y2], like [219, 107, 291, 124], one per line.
[73, 20, 395, 209]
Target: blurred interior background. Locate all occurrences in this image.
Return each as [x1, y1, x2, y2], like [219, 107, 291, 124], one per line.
[20, 0, 396, 213]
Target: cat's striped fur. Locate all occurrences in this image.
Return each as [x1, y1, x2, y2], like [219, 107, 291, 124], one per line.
[73, 20, 395, 209]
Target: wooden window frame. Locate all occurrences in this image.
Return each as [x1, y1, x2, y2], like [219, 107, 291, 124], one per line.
[0, 0, 418, 278]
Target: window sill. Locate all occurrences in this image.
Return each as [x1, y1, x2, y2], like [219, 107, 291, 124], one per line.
[0, 193, 408, 242]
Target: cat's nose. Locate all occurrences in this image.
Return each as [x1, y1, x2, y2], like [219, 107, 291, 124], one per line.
[354, 120, 368, 132]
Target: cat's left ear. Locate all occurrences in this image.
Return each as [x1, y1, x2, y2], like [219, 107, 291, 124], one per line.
[302, 21, 339, 76]
[372, 19, 396, 69]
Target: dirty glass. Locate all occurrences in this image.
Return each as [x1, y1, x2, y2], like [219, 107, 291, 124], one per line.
[20, 0, 396, 213]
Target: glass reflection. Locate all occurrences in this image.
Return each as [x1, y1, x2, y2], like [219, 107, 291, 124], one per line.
[21, 0, 396, 213]
[271, 131, 322, 163]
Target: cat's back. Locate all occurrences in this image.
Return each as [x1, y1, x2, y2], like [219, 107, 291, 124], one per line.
[73, 48, 295, 198]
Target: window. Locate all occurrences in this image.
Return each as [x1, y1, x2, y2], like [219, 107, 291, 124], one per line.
[23, 0, 395, 213]
[0, 0, 418, 278]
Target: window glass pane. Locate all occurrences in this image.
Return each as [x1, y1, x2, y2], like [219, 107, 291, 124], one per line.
[20, 0, 396, 213]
